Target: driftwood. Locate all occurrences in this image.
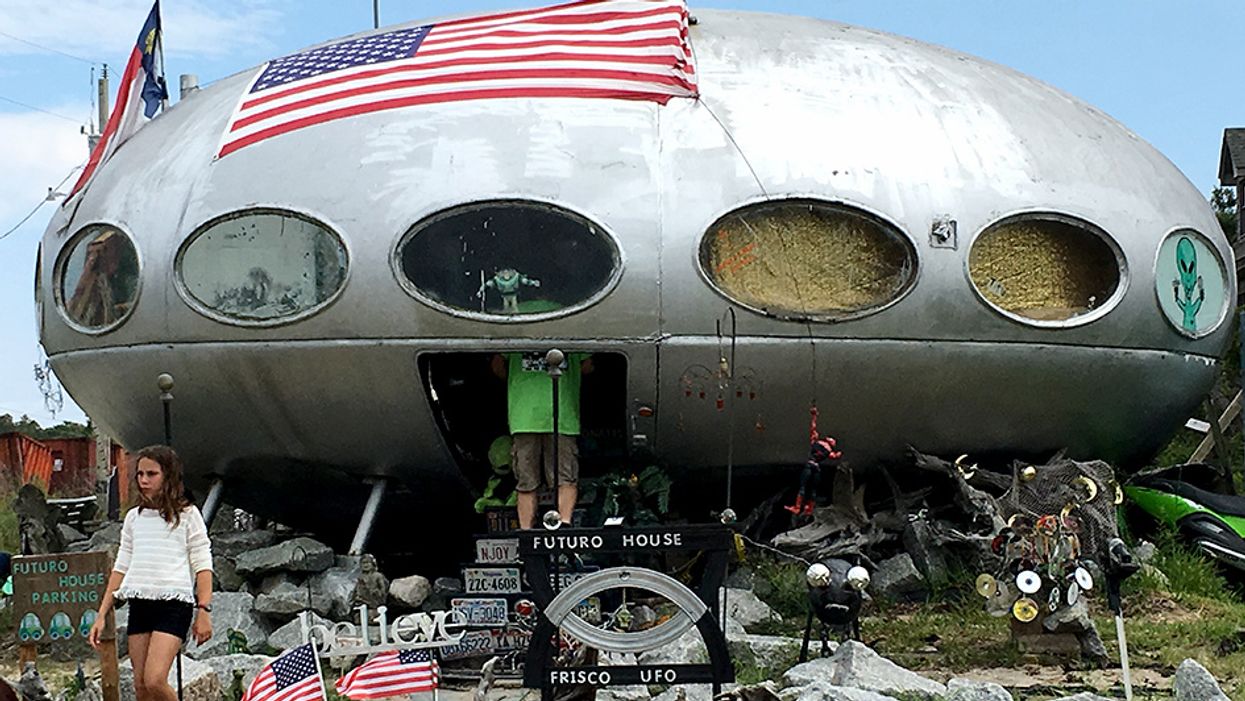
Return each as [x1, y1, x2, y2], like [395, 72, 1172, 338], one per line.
[905, 447, 1006, 534]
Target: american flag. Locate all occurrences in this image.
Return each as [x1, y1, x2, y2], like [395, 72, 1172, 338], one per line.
[241, 644, 325, 701]
[216, 0, 697, 158]
[334, 649, 440, 699]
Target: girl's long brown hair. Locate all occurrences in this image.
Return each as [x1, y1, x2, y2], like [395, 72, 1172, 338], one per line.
[134, 445, 191, 525]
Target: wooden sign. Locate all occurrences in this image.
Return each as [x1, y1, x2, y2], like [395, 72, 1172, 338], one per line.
[12, 552, 115, 644]
[12, 551, 119, 701]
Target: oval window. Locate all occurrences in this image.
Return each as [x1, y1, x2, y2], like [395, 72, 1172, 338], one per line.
[397, 201, 619, 319]
[57, 224, 140, 332]
[968, 214, 1122, 325]
[1155, 228, 1228, 338]
[700, 200, 917, 319]
[178, 209, 348, 325]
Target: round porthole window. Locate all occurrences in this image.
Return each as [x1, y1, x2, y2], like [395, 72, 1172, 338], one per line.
[396, 201, 620, 320]
[56, 224, 141, 333]
[968, 214, 1123, 325]
[699, 200, 917, 320]
[1155, 228, 1228, 339]
[178, 209, 348, 325]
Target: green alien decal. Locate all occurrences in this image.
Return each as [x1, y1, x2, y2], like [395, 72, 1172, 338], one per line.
[19, 613, 44, 641]
[1172, 236, 1205, 333]
[49, 611, 74, 640]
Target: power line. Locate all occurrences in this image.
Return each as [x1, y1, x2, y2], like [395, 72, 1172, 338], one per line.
[0, 94, 83, 124]
[0, 165, 84, 242]
[0, 30, 100, 65]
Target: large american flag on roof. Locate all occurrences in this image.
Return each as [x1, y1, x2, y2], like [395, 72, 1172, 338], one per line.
[334, 648, 440, 699]
[216, 0, 698, 158]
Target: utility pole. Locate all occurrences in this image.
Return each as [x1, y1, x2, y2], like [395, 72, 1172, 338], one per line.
[89, 65, 110, 153]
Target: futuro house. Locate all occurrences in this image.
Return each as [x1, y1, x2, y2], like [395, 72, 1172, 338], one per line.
[38, 9, 1235, 550]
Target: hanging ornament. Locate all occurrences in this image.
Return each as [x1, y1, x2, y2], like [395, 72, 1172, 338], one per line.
[1047, 587, 1061, 612]
[1073, 476, 1099, 502]
[1012, 598, 1039, 623]
[1074, 566, 1094, 591]
[1016, 570, 1042, 595]
[1067, 581, 1080, 606]
[975, 573, 998, 598]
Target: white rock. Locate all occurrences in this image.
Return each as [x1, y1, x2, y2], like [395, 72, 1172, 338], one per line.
[779, 681, 899, 701]
[946, 678, 1012, 701]
[1173, 659, 1230, 701]
[783, 641, 944, 700]
[186, 592, 272, 659]
[720, 587, 782, 630]
[730, 634, 804, 666]
[120, 655, 220, 701]
[388, 574, 432, 608]
[268, 612, 333, 651]
[201, 654, 275, 696]
[595, 686, 651, 701]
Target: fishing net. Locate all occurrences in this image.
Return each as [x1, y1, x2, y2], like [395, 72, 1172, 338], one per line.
[999, 457, 1122, 567]
[968, 218, 1119, 322]
[702, 202, 914, 318]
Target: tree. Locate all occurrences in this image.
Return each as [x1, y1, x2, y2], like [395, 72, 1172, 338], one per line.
[0, 413, 92, 439]
[1212, 186, 1238, 238]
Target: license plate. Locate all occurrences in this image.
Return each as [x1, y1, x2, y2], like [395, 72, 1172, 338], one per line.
[464, 567, 522, 594]
[491, 626, 532, 651]
[573, 597, 601, 625]
[475, 538, 520, 564]
[451, 597, 509, 626]
[554, 567, 597, 589]
[439, 629, 497, 660]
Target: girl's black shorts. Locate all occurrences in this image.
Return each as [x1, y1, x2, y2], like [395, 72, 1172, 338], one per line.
[125, 599, 194, 640]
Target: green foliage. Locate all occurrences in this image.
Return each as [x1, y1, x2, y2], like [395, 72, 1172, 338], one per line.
[1213, 186, 1239, 238]
[748, 556, 808, 621]
[580, 465, 672, 525]
[1148, 529, 1234, 602]
[0, 472, 19, 553]
[0, 413, 93, 439]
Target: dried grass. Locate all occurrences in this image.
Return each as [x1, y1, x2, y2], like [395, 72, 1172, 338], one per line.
[704, 205, 912, 317]
[968, 219, 1118, 321]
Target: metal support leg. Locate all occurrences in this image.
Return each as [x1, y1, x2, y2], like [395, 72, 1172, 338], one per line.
[349, 479, 388, 556]
[200, 478, 225, 529]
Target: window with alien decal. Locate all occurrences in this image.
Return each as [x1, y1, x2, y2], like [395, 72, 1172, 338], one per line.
[397, 200, 619, 319]
[1155, 229, 1227, 338]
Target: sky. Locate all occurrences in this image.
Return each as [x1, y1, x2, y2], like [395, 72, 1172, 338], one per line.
[0, 0, 1242, 426]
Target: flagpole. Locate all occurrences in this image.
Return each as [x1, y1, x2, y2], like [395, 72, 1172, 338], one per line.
[156, 0, 169, 111]
[311, 640, 330, 701]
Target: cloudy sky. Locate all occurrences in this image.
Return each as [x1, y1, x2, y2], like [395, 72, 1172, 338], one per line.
[0, 0, 1242, 426]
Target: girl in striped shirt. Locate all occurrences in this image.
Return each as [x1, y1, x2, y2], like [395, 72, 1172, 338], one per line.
[89, 445, 214, 701]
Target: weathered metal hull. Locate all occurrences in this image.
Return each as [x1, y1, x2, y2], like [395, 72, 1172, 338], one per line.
[39, 10, 1232, 531]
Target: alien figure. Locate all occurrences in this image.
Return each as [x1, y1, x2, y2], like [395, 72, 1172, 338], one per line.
[480, 268, 541, 313]
[1172, 236, 1204, 333]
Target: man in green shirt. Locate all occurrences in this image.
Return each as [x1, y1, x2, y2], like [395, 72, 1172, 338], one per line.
[492, 351, 593, 528]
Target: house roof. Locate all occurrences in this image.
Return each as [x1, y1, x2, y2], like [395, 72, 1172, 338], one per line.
[1219, 128, 1245, 185]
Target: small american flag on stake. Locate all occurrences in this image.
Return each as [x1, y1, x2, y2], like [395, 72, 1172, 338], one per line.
[216, 0, 698, 158]
[241, 643, 326, 701]
[335, 648, 440, 699]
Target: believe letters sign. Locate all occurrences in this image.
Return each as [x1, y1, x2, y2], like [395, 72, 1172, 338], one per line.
[13, 552, 115, 645]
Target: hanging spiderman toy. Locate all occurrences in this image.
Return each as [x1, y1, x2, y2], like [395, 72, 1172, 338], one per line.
[785, 407, 842, 516]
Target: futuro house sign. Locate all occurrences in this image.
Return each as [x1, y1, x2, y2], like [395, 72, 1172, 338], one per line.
[520, 525, 735, 693]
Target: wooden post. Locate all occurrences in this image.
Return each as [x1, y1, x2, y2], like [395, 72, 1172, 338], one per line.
[99, 634, 120, 701]
[18, 643, 36, 668]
